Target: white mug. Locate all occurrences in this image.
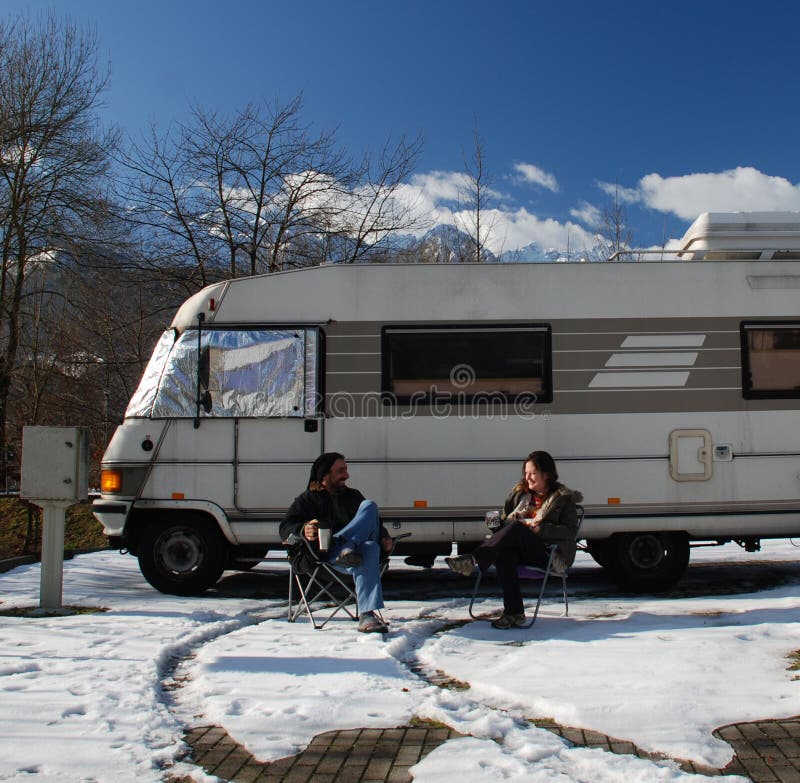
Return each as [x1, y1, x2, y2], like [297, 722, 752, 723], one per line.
[318, 525, 332, 551]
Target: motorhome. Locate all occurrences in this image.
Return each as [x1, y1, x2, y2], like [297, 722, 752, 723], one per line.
[93, 211, 800, 595]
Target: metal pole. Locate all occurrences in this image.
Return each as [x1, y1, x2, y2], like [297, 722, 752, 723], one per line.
[39, 503, 67, 610]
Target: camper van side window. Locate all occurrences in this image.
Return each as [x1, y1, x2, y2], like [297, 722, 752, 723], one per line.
[382, 325, 552, 405]
[741, 322, 800, 399]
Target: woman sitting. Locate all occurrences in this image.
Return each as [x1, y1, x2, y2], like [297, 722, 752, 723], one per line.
[446, 450, 583, 629]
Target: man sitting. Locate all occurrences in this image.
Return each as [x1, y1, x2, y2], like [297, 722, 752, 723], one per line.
[280, 452, 393, 633]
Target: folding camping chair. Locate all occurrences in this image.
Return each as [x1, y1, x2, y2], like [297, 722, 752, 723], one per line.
[285, 532, 409, 629]
[468, 505, 584, 628]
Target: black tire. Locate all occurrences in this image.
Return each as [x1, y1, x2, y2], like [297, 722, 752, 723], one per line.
[138, 516, 228, 596]
[609, 531, 690, 592]
[586, 538, 616, 571]
[228, 545, 269, 571]
[403, 543, 449, 569]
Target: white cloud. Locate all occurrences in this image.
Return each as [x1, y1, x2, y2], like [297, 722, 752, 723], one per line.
[617, 167, 800, 220]
[392, 178, 459, 232]
[408, 170, 469, 204]
[513, 162, 559, 192]
[466, 207, 596, 255]
[597, 180, 640, 204]
[570, 200, 602, 227]
[395, 167, 598, 254]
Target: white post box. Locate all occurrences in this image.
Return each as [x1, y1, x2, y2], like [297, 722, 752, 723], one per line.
[20, 426, 90, 610]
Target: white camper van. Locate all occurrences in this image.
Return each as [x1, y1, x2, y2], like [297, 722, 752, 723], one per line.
[93, 211, 800, 595]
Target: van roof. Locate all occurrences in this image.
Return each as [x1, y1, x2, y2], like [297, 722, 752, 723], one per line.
[679, 211, 800, 259]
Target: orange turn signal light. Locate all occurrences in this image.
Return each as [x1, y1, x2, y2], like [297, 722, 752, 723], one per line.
[607, 497, 621, 505]
[100, 469, 122, 493]
[413, 500, 428, 508]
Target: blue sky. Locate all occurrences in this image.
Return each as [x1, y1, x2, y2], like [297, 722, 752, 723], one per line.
[7, 0, 800, 253]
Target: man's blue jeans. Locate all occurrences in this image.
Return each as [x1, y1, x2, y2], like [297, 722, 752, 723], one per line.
[326, 499, 384, 613]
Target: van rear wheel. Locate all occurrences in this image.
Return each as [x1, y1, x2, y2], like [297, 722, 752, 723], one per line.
[586, 539, 616, 571]
[610, 531, 690, 592]
[138, 517, 227, 596]
[229, 545, 269, 571]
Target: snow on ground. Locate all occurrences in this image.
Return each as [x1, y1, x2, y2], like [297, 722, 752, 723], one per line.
[1, 541, 799, 781]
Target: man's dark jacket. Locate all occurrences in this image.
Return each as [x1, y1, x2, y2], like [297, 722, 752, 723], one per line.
[279, 487, 366, 543]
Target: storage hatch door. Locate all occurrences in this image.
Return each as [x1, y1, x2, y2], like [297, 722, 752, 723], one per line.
[669, 429, 712, 481]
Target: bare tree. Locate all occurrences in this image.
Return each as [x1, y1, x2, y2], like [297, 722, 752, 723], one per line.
[455, 125, 498, 263]
[600, 184, 633, 260]
[0, 12, 117, 482]
[119, 119, 228, 288]
[335, 133, 424, 264]
[5, 196, 184, 483]
[122, 96, 424, 278]
[189, 99, 359, 275]
[122, 97, 346, 278]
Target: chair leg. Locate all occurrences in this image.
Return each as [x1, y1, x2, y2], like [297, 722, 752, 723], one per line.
[526, 566, 551, 627]
[288, 564, 360, 629]
[526, 547, 561, 627]
[288, 565, 312, 624]
[289, 573, 321, 627]
[308, 572, 358, 628]
[531, 572, 571, 625]
[469, 561, 558, 627]
[468, 570, 484, 618]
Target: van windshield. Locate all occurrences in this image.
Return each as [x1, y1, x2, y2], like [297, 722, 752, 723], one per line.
[125, 328, 319, 419]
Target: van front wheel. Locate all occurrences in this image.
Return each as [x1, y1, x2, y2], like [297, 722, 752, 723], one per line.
[138, 517, 227, 596]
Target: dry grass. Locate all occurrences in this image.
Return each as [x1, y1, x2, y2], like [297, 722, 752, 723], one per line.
[0, 497, 108, 561]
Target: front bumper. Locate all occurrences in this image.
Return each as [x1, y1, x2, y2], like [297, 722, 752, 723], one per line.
[92, 499, 132, 536]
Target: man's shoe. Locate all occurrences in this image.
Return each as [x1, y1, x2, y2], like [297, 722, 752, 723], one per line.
[334, 546, 363, 567]
[491, 613, 527, 629]
[445, 554, 476, 577]
[358, 611, 388, 633]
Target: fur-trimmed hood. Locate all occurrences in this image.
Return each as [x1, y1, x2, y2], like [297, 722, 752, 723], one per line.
[553, 484, 583, 505]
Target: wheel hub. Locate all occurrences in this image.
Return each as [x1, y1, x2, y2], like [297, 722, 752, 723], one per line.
[628, 534, 665, 570]
[158, 529, 202, 575]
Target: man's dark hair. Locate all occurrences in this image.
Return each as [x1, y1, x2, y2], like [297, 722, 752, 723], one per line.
[308, 452, 345, 490]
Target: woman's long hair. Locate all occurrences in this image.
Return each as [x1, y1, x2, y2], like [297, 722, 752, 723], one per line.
[512, 450, 559, 497]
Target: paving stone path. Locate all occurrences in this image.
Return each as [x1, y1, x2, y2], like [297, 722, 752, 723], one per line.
[176, 722, 462, 783]
[714, 718, 800, 782]
[174, 714, 800, 782]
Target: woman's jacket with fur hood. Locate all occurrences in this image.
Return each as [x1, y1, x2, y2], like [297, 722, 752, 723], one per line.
[502, 484, 584, 566]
